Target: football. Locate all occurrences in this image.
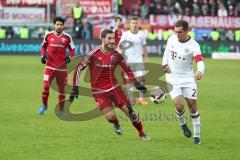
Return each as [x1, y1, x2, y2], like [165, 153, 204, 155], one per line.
[150, 86, 166, 104]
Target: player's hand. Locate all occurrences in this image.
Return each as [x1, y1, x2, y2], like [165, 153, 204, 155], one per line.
[195, 71, 202, 80]
[69, 86, 79, 102]
[65, 56, 71, 64]
[41, 55, 47, 64]
[135, 82, 147, 93]
[162, 64, 171, 73]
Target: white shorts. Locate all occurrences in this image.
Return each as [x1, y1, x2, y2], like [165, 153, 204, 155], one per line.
[169, 82, 198, 100]
[124, 63, 146, 78]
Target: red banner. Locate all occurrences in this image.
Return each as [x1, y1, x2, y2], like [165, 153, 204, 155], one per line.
[79, 0, 112, 15]
[150, 15, 240, 29]
[1, 0, 56, 6]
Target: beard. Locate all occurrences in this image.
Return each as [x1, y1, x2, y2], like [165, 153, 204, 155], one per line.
[55, 28, 63, 35]
[105, 43, 115, 51]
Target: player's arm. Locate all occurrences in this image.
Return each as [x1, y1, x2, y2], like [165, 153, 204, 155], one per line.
[142, 34, 149, 63]
[194, 43, 205, 80]
[118, 54, 147, 93]
[116, 32, 126, 54]
[66, 35, 76, 64]
[70, 56, 90, 102]
[162, 38, 171, 73]
[41, 33, 48, 64]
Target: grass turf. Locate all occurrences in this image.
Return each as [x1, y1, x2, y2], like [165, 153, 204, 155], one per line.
[0, 55, 240, 160]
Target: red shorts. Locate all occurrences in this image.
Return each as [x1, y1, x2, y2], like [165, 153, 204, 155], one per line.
[43, 68, 68, 87]
[93, 86, 129, 111]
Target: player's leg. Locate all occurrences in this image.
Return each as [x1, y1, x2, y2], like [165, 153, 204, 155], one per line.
[56, 71, 68, 115]
[136, 76, 148, 106]
[112, 87, 150, 140]
[135, 63, 148, 106]
[183, 84, 201, 144]
[38, 68, 54, 115]
[124, 77, 136, 106]
[102, 107, 122, 135]
[94, 93, 121, 135]
[170, 85, 191, 137]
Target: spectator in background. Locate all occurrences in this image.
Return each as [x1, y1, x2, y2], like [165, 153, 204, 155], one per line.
[6, 27, 14, 39]
[37, 27, 45, 39]
[19, 26, 29, 39]
[234, 5, 240, 16]
[131, 4, 142, 17]
[209, 0, 218, 16]
[235, 29, 240, 42]
[0, 27, 6, 39]
[218, 2, 228, 17]
[148, 2, 155, 15]
[228, 5, 234, 16]
[210, 28, 220, 41]
[154, 2, 167, 15]
[148, 28, 157, 40]
[140, 1, 149, 18]
[173, 2, 182, 15]
[226, 30, 234, 41]
[72, 1, 83, 28]
[118, 5, 130, 17]
[74, 19, 83, 38]
[81, 16, 92, 39]
[183, 7, 192, 16]
[192, 1, 202, 16]
[201, 0, 209, 16]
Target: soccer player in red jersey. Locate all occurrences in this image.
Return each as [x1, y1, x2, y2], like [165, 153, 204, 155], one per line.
[113, 16, 124, 45]
[70, 29, 150, 141]
[38, 17, 75, 115]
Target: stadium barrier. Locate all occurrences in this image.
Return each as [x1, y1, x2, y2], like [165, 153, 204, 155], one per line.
[0, 39, 239, 57]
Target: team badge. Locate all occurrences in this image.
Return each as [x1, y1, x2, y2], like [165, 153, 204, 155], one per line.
[50, 38, 54, 41]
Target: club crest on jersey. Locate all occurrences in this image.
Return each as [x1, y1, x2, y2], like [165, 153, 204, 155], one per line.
[98, 57, 102, 61]
[50, 38, 54, 41]
[184, 48, 189, 53]
[110, 55, 117, 62]
[61, 38, 66, 43]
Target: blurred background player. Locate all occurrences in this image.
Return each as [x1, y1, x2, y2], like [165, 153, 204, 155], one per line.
[70, 29, 150, 141]
[113, 16, 124, 45]
[119, 16, 149, 106]
[38, 17, 75, 115]
[162, 20, 205, 144]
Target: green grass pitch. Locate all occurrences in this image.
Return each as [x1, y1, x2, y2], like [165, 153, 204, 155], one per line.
[0, 55, 240, 160]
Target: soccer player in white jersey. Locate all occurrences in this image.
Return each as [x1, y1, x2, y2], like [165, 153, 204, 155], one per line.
[162, 20, 205, 144]
[119, 16, 149, 106]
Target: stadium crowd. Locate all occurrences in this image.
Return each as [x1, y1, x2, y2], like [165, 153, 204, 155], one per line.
[0, 0, 239, 41]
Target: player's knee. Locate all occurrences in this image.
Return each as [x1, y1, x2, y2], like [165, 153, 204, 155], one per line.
[43, 82, 50, 91]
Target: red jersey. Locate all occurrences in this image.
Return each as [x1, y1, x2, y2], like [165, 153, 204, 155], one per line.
[114, 28, 124, 45]
[73, 46, 137, 93]
[41, 31, 75, 70]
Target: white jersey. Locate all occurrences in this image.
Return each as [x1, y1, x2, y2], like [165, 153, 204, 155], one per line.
[119, 30, 146, 63]
[162, 34, 202, 84]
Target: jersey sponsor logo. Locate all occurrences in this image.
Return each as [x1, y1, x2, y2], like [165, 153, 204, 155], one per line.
[96, 64, 112, 68]
[49, 43, 65, 48]
[61, 38, 66, 43]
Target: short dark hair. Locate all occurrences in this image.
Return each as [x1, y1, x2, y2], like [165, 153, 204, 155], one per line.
[131, 16, 139, 21]
[100, 29, 113, 38]
[115, 16, 122, 22]
[175, 20, 189, 31]
[53, 17, 65, 25]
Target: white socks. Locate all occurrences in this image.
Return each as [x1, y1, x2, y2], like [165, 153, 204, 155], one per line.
[191, 112, 201, 138]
